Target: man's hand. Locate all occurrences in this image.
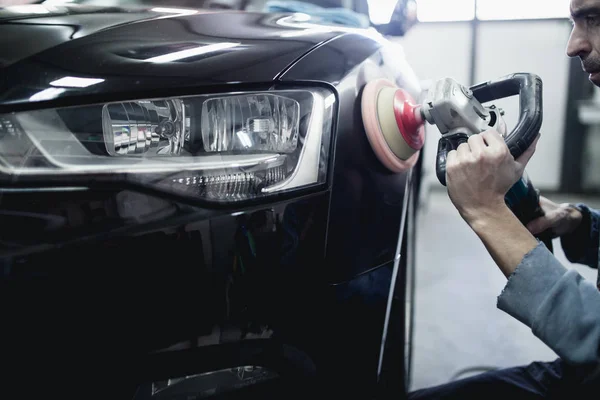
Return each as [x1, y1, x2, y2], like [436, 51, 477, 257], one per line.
[445, 130, 541, 278]
[446, 130, 541, 226]
[526, 197, 583, 238]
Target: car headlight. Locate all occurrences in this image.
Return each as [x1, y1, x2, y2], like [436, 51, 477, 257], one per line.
[0, 88, 335, 203]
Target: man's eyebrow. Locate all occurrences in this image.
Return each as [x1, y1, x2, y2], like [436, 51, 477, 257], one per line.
[571, 5, 600, 19]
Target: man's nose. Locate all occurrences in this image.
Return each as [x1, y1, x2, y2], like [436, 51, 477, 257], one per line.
[567, 26, 592, 58]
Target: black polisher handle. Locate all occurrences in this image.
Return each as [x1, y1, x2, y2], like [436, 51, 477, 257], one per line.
[436, 73, 543, 186]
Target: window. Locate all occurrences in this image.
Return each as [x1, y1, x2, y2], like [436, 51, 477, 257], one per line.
[367, 0, 401, 25]
[416, 0, 475, 22]
[476, 0, 570, 20]
[416, 0, 570, 22]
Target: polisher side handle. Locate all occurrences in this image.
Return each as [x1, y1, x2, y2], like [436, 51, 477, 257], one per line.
[436, 132, 469, 186]
[470, 73, 543, 159]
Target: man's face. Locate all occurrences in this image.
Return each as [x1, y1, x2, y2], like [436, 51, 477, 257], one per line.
[568, 0, 600, 86]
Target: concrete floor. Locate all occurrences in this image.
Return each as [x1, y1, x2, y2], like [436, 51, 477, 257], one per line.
[410, 189, 600, 391]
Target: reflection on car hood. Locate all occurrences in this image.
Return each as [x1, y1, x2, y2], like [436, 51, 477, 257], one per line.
[0, 4, 346, 108]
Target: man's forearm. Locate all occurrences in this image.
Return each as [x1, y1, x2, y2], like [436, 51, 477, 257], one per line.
[463, 203, 600, 370]
[465, 205, 540, 278]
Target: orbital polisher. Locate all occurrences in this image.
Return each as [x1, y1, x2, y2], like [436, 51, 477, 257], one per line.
[361, 73, 553, 250]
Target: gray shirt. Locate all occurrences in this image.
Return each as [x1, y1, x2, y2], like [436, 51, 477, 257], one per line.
[497, 204, 600, 382]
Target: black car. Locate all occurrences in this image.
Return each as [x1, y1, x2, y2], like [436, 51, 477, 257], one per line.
[0, 1, 423, 399]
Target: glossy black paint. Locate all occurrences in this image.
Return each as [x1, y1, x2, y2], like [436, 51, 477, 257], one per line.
[0, 5, 421, 400]
[0, 5, 340, 109]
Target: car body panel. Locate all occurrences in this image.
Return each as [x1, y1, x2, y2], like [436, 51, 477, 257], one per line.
[0, 5, 420, 399]
[0, 5, 341, 108]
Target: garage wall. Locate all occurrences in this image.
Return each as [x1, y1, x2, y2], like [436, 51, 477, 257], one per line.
[395, 19, 573, 191]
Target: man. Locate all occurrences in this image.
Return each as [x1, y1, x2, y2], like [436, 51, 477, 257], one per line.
[409, 0, 600, 398]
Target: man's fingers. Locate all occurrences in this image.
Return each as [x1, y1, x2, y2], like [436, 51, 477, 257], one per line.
[457, 142, 470, 159]
[526, 217, 552, 235]
[447, 149, 457, 166]
[481, 129, 505, 148]
[515, 133, 541, 166]
[446, 149, 457, 181]
[467, 134, 486, 157]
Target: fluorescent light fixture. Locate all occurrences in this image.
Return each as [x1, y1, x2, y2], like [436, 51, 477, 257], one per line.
[150, 7, 197, 15]
[367, 0, 398, 25]
[50, 76, 105, 88]
[29, 88, 66, 102]
[476, 0, 569, 20]
[6, 5, 52, 14]
[145, 43, 240, 63]
[416, 0, 475, 22]
[42, 0, 75, 5]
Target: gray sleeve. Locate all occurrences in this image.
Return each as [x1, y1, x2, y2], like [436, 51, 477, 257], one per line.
[497, 242, 600, 368]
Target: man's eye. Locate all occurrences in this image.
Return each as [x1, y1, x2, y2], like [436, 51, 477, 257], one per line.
[586, 15, 600, 26]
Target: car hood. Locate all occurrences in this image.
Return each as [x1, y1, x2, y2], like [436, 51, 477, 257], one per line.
[0, 4, 344, 108]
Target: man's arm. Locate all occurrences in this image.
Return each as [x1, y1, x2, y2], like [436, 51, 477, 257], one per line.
[446, 130, 600, 370]
[468, 204, 538, 278]
[469, 203, 600, 367]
